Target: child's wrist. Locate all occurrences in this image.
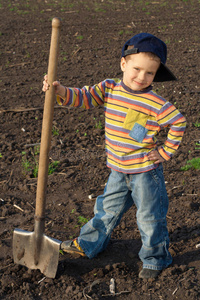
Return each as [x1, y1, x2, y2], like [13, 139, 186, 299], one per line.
[64, 86, 67, 99]
[57, 86, 66, 99]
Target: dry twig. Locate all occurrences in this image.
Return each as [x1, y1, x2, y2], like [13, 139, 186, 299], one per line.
[13, 204, 24, 212]
[182, 193, 197, 196]
[26, 202, 35, 210]
[172, 278, 185, 296]
[0, 105, 69, 114]
[8, 62, 31, 68]
[0, 263, 13, 271]
[38, 277, 46, 284]
[72, 47, 81, 58]
[83, 279, 101, 299]
[25, 143, 41, 148]
[0, 181, 7, 185]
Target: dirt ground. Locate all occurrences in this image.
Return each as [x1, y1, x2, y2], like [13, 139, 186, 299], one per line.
[0, 0, 200, 299]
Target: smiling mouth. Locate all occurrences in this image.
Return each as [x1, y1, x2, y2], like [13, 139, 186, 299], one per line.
[134, 81, 144, 86]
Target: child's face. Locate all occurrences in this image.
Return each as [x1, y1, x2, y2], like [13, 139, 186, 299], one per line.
[121, 52, 160, 91]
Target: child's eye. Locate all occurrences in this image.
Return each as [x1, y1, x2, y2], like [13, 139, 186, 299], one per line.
[134, 67, 139, 70]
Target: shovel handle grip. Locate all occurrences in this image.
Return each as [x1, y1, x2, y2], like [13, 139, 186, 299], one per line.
[35, 18, 61, 218]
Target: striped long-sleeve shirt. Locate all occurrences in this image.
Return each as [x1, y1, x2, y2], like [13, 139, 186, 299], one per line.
[57, 78, 186, 174]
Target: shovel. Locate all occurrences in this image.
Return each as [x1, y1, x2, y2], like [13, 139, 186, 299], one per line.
[13, 17, 62, 278]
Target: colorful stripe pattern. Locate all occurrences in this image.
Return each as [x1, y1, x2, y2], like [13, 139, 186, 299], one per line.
[57, 79, 186, 174]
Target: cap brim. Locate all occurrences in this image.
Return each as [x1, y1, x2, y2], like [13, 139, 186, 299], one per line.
[154, 63, 177, 82]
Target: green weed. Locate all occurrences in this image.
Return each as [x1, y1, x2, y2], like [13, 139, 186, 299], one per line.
[22, 155, 32, 174]
[21, 146, 59, 177]
[48, 161, 60, 175]
[195, 142, 200, 150]
[193, 121, 200, 128]
[34, 146, 40, 155]
[95, 121, 103, 130]
[21, 147, 39, 177]
[94, 8, 106, 12]
[76, 35, 83, 41]
[52, 126, 59, 136]
[26, 51, 31, 58]
[17, 10, 29, 15]
[165, 39, 171, 44]
[70, 210, 88, 228]
[32, 162, 39, 178]
[180, 158, 200, 171]
[77, 216, 88, 227]
[0, 153, 2, 158]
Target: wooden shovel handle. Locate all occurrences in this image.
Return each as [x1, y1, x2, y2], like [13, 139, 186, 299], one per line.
[35, 17, 61, 218]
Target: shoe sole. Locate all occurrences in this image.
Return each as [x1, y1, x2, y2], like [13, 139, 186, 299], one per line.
[61, 248, 86, 257]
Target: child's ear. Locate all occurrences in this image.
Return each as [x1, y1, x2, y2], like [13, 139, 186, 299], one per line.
[120, 57, 126, 72]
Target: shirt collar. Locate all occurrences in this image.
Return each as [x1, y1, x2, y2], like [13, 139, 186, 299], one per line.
[121, 80, 153, 94]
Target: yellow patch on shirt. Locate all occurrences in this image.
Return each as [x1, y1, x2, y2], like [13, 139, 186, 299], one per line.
[123, 109, 148, 130]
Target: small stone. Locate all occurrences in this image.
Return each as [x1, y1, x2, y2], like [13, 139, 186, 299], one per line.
[121, 221, 126, 230]
[104, 264, 111, 274]
[142, 284, 148, 292]
[179, 265, 188, 272]
[112, 263, 120, 269]
[1, 207, 8, 217]
[65, 285, 73, 294]
[169, 247, 176, 256]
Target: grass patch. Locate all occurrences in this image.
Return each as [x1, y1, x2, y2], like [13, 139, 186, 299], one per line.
[48, 161, 60, 175]
[22, 146, 59, 178]
[76, 216, 89, 228]
[180, 158, 200, 171]
[95, 120, 103, 130]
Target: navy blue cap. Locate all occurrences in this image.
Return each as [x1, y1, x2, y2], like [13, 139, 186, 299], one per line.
[121, 33, 176, 82]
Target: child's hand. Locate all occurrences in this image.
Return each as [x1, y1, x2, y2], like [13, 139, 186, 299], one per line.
[147, 148, 165, 164]
[42, 74, 66, 98]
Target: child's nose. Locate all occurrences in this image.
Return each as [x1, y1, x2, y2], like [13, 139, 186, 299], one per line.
[138, 71, 146, 81]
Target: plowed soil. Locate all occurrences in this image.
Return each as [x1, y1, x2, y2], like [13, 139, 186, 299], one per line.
[0, 1, 200, 299]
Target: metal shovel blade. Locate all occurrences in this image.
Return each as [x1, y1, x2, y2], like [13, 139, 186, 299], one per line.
[13, 228, 61, 278]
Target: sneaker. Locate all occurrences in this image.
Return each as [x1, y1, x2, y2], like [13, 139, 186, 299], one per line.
[139, 268, 161, 279]
[60, 238, 86, 256]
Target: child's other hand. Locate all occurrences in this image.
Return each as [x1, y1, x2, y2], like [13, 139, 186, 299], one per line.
[42, 74, 66, 98]
[147, 148, 165, 164]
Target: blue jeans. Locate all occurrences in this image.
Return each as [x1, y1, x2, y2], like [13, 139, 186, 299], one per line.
[78, 164, 172, 270]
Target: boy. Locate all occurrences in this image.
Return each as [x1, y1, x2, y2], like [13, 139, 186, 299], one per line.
[43, 33, 186, 279]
